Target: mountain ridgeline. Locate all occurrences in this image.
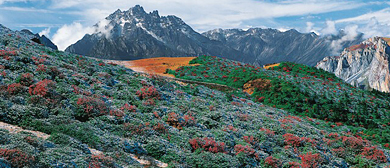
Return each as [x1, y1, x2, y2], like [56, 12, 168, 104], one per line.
[65, 5, 247, 62]
[65, 5, 362, 66]
[203, 28, 363, 66]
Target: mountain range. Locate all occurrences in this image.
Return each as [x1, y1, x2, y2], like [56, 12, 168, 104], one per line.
[65, 5, 247, 63]
[65, 5, 363, 66]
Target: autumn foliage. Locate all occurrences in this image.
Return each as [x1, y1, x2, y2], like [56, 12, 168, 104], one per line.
[189, 137, 226, 153]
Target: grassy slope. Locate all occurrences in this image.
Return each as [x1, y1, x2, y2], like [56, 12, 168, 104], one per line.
[0, 31, 389, 167]
[169, 56, 390, 160]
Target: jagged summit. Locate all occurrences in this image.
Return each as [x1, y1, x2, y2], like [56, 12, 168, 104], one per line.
[65, 5, 246, 61]
[317, 37, 390, 92]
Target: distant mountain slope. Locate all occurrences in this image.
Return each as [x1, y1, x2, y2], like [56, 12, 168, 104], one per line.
[316, 37, 390, 92]
[21, 29, 58, 50]
[202, 28, 363, 66]
[0, 24, 58, 50]
[65, 5, 247, 62]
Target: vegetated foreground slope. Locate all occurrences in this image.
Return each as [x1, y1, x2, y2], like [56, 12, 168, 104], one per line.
[108, 57, 198, 77]
[0, 27, 389, 168]
[169, 56, 390, 164]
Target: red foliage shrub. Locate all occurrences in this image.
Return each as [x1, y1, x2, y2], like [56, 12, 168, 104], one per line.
[136, 85, 160, 100]
[384, 143, 390, 149]
[238, 113, 249, 121]
[183, 114, 196, 126]
[0, 50, 17, 56]
[234, 145, 258, 158]
[223, 125, 238, 132]
[167, 112, 181, 129]
[289, 162, 301, 168]
[331, 147, 346, 158]
[299, 152, 322, 168]
[265, 156, 280, 168]
[28, 79, 56, 97]
[243, 136, 256, 145]
[109, 109, 125, 118]
[258, 96, 265, 102]
[153, 123, 168, 134]
[37, 64, 46, 72]
[260, 128, 275, 136]
[76, 96, 108, 120]
[88, 154, 114, 168]
[7, 83, 23, 95]
[120, 103, 136, 112]
[189, 137, 226, 153]
[0, 148, 35, 167]
[283, 133, 302, 147]
[341, 136, 366, 150]
[361, 146, 387, 163]
[19, 73, 34, 86]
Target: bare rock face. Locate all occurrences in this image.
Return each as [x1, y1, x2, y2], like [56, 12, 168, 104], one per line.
[316, 37, 390, 92]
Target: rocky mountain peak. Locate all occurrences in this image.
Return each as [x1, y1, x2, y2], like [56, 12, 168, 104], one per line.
[129, 5, 146, 15]
[317, 37, 390, 92]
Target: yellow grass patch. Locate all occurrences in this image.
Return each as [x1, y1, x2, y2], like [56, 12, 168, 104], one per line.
[108, 57, 199, 77]
[243, 78, 272, 95]
[263, 63, 280, 70]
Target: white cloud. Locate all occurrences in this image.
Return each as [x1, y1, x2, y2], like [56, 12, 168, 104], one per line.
[52, 19, 113, 51]
[49, 0, 364, 32]
[52, 22, 95, 51]
[305, 21, 320, 34]
[0, 0, 41, 5]
[329, 24, 359, 55]
[335, 7, 390, 38]
[336, 8, 390, 24]
[0, 6, 51, 13]
[39, 27, 51, 37]
[278, 28, 291, 32]
[321, 20, 337, 35]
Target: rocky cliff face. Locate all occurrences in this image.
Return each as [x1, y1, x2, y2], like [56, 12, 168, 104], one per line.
[65, 5, 247, 61]
[316, 37, 390, 92]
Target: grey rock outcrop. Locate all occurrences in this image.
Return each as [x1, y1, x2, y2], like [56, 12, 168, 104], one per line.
[316, 37, 390, 92]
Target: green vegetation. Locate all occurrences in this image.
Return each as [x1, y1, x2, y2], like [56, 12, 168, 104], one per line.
[169, 56, 390, 146]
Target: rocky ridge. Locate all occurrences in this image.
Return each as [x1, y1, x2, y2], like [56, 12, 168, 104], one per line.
[316, 37, 390, 92]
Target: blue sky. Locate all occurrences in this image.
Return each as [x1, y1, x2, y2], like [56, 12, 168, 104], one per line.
[1, 0, 390, 50]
